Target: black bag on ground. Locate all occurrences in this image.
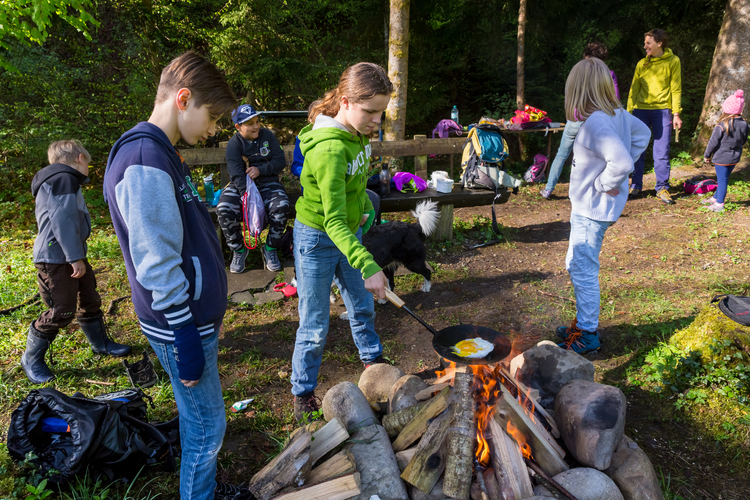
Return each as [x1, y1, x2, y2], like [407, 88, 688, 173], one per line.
[7, 387, 177, 484]
[712, 294, 750, 326]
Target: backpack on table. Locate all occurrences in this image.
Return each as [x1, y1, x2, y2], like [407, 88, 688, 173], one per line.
[7, 387, 178, 484]
[460, 123, 520, 233]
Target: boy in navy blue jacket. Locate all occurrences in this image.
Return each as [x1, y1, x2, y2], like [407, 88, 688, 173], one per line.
[217, 105, 289, 273]
[22, 140, 131, 384]
[103, 52, 248, 500]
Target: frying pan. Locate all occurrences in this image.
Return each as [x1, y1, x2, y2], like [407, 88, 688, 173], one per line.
[385, 289, 511, 365]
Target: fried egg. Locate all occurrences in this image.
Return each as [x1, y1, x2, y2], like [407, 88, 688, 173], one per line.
[451, 338, 494, 358]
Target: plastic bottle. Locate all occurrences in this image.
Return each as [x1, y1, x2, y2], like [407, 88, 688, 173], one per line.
[451, 105, 459, 124]
[379, 163, 391, 198]
[203, 174, 215, 206]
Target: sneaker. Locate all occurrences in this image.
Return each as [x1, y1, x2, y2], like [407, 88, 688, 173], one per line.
[557, 325, 601, 354]
[540, 188, 552, 199]
[701, 196, 717, 205]
[230, 249, 248, 274]
[261, 246, 282, 272]
[555, 318, 579, 340]
[294, 391, 322, 424]
[707, 201, 725, 212]
[214, 481, 252, 500]
[656, 189, 674, 205]
[628, 187, 641, 199]
[363, 355, 388, 369]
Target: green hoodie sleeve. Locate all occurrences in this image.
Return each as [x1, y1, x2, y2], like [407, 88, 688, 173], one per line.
[669, 56, 682, 115]
[627, 60, 643, 113]
[310, 144, 381, 279]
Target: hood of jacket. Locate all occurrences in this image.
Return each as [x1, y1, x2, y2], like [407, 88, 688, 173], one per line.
[646, 47, 675, 64]
[31, 164, 88, 197]
[299, 115, 361, 156]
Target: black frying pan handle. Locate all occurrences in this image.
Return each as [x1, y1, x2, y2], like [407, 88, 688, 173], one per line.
[384, 289, 439, 336]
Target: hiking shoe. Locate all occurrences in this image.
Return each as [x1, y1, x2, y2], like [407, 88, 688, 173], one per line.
[540, 188, 552, 199]
[230, 249, 248, 274]
[628, 187, 641, 199]
[701, 196, 717, 205]
[261, 246, 282, 272]
[214, 481, 252, 500]
[706, 201, 725, 213]
[363, 355, 388, 369]
[294, 391, 322, 424]
[556, 323, 601, 354]
[656, 189, 674, 205]
[556, 318, 580, 340]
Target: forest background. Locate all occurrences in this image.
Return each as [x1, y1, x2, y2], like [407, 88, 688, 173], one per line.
[0, 0, 729, 178]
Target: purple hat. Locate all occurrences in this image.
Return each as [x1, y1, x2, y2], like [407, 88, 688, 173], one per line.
[722, 90, 745, 115]
[232, 104, 261, 125]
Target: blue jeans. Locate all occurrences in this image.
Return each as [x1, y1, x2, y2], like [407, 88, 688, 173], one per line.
[714, 164, 735, 204]
[566, 212, 613, 332]
[149, 332, 226, 500]
[545, 121, 583, 192]
[291, 220, 381, 396]
[632, 109, 672, 191]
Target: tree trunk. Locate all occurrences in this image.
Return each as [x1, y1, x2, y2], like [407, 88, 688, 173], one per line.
[384, 0, 410, 171]
[691, 0, 750, 156]
[516, 0, 527, 111]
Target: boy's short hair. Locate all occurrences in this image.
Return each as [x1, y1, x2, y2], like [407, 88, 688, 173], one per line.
[48, 140, 91, 166]
[155, 51, 237, 117]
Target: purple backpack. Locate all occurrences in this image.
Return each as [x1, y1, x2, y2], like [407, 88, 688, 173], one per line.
[432, 119, 463, 139]
[684, 178, 718, 195]
[523, 154, 549, 183]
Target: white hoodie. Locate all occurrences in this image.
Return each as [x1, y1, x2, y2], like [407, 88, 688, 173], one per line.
[569, 108, 651, 221]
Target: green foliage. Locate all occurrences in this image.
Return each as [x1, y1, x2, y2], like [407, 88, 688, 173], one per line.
[670, 151, 693, 167]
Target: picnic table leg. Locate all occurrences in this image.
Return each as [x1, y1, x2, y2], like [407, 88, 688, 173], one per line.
[429, 204, 454, 242]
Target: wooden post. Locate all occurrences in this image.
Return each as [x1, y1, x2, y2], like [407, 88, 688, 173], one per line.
[442, 368, 476, 500]
[414, 134, 428, 180]
[429, 204, 454, 242]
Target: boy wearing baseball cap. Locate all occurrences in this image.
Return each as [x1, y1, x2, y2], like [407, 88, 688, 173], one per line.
[217, 105, 289, 273]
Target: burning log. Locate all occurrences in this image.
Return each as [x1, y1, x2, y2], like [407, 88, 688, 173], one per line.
[499, 367, 560, 439]
[391, 386, 452, 452]
[401, 409, 451, 493]
[487, 417, 534, 499]
[494, 384, 568, 477]
[414, 383, 451, 401]
[270, 472, 361, 500]
[305, 450, 356, 484]
[309, 417, 349, 465]
[248, 428, 313, 500]
[442, 367, 477, 500]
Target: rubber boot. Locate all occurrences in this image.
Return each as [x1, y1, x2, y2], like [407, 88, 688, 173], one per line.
[21, 323, 55, 384]
[79, 313, 132, 357]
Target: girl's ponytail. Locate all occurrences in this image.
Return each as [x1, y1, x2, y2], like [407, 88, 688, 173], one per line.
[308, 89, 340, 123]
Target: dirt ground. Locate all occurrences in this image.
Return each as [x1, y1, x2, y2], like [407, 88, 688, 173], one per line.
[219, 160, 750, 499]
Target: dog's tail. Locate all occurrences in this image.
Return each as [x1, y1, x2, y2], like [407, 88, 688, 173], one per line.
[411, 200, 440, 237]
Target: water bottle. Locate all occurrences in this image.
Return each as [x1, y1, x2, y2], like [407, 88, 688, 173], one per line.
[451, 105, 459, 124]
[379, 163, 391, 198]
[203, 174, 215, 206]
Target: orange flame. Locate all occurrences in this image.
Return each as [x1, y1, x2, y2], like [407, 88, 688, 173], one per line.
[434, 359, 456, 383]
[506, 420, 533, 460]
[471, 365, 501, 466]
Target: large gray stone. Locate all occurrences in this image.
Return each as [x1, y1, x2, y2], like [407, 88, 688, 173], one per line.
[605, 435, 664, 500]
[359, 364, 405, 404]
[555, 380, 626, 470]
[229, 291, 256, 305]
[542, 468, 625, 500]
[322, 381, 378, 431]
[388, 375, 429, 414]
[345, 424, 409, 500]
[510, 342, 595, 408]
[253, 291, 285, 305]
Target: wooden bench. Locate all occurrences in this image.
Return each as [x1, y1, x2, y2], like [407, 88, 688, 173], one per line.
[182, 129, 561, 240]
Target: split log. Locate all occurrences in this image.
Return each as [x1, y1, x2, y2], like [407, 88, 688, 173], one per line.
[414, 383, 450, 401]
[500, 367, 560, 438]
[442, 368, 476, 500]
[401, 409, 450, 493]
[309, 417, 349, 465]
[271, 472, 361, 500]
[345, 424, 410, 500]
[494, 384, 568, 477]
[395, 447, 417, 472]
[305, 450, 356, 485]
[383, 400, 429, 438]
[248, 428, 313, 500]
[433, 370, 455, 385]
[488, 417, 534, 499]
[391, 386, 451, 451]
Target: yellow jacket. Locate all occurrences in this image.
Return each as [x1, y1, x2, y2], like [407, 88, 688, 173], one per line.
[627, 48, 682, 115]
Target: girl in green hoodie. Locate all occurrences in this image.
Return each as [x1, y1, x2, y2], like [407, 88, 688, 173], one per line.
[291, 63, 392, 423]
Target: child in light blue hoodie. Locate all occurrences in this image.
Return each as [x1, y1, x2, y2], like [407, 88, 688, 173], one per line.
[556, 58, 651, 353]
